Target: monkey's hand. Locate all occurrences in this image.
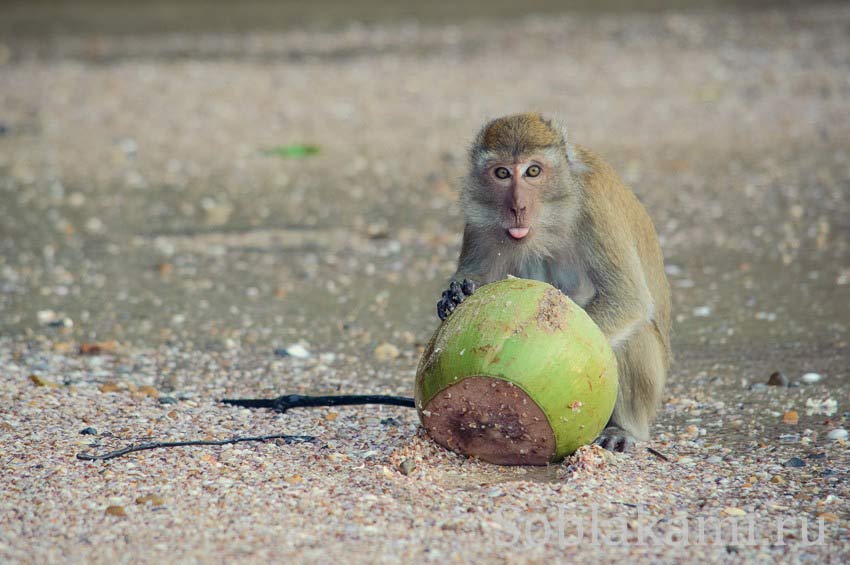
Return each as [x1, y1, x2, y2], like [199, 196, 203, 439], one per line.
[594, 426, 637, 452]
[437, 279, 477, 320]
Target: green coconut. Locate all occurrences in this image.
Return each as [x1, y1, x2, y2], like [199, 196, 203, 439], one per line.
[415, 278, 618, 465]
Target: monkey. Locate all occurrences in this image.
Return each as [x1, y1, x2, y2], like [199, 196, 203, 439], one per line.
[437, 113, 671, 452]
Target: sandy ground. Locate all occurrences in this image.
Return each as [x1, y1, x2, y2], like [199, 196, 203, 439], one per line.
[1, 2, 849, 562]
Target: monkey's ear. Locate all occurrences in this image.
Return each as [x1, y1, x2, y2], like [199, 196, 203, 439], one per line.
[548, 118, 588, 175]
[565, 143, 588, 175]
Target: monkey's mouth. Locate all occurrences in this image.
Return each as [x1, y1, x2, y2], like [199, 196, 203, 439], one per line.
[507, 227, 530, 240]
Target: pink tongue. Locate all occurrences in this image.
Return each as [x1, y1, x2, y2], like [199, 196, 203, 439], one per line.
[508, 227, 530, 239]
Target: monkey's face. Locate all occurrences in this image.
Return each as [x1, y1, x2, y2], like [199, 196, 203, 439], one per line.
[466, 153, 568, 244]
[487, 158, 546, 241]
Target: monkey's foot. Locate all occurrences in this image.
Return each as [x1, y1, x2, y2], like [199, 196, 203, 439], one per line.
[437, 279, 476, 320]
[593, 426, 637, 452]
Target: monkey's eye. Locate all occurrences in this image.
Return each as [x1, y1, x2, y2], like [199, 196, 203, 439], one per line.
[526, 164, 542, 178]
[494, 167, 511, 180]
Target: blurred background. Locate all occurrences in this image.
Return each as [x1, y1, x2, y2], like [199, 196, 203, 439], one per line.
[1, 0, 848, 378]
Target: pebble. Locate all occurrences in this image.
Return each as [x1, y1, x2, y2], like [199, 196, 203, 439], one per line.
[29, 374, 60, 388]
[782, 411, 798, 424]
[104, 505, 127, 517]
[723, 507, 747, 516]
[36, 310, 59, 325]
[37, 310, 74, 328]
[801, 372, 823, 384]
[826, 428, 848, 441]
[275, 344, 311, 359]
[135, 495, 166, 506]
[158, 396, 178, 405]
[805, 398, 837, 416]
[692, 306, 712, 317]
[783, 457, 806, 468]
[398, 459, 416, 476]
[136, 386, 159, 397]
[706, 455, 723, 464]
[767, 371, 789, 386]
[79, 427, 98, 435]
[373, 342, 400, 361]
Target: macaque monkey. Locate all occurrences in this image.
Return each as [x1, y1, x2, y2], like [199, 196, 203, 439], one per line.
[437, 113, 671, 452]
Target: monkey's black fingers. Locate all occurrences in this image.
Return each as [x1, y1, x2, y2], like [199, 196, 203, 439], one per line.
[437, 289, 457, 320]
[437, 280, 471, 320]
[461, 279, 477, 296]
[223, 394, 415, 413]
[593, 427, 636, 452]
[448, 280, 466, 304]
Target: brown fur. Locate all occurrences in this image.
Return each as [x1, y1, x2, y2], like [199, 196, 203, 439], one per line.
[453, 114, 671, 443]
[479, 113, 562, 157]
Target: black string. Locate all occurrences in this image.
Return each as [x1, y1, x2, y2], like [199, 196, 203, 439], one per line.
[221, 394, 415, 413]
[76, 433, 315, 461]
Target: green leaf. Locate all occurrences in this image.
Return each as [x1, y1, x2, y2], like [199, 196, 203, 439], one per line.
[262, 144, 320, 158]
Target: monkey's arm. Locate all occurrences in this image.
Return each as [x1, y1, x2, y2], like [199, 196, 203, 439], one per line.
[437, 226, 483, 320]
[583, 245, 654, 351]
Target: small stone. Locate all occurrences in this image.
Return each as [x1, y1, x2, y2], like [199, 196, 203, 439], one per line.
[79, 341, 118, 355]
[706, 455, 723, 464]
[158, 396, 178, 405]
[783, 457, 806, 468]
[275, 344, 310, 359]
[29, 374, 60, 388]
[99, 382, 121, 393]
[805, 398, 838, 416]
[769, 475, 785, 484]
[43, 314, 73, 328]
[286, 475, 303, 484]
[817, 512, 839, 523]
[782, 411, 799, 424]
[723, 507, 747, 517]
[135, 495, 165, 506]
[487, 488, 504, 498]
[380, 417, 400, 426]
[374, 342, 400, 361]
[105, 505, 127, 517]
[325, 412, 339, 421]
[826, 428, 848, 441]
[692, 305, 712, 317]
[80, 427, 98, 435]
[137, 386, 159, 397]
[767, 372, 789, 387]
[399, 459, 416, 476]
[37, 310, 58, 325]
[801, 372, 822, 384]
